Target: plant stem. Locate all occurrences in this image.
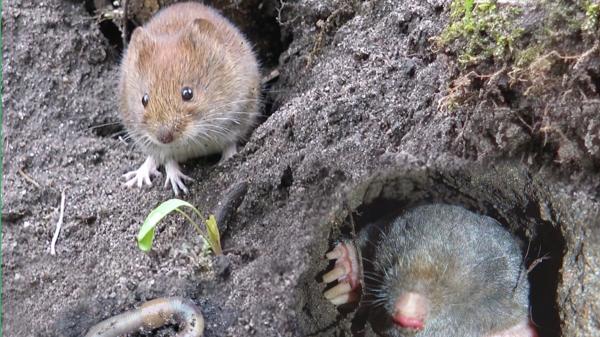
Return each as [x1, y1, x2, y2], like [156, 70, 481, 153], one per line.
[175, 209, 207, 239]
[174, 208, 222, 255]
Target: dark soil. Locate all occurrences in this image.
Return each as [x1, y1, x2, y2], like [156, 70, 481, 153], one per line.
[2, 0, 599, 337]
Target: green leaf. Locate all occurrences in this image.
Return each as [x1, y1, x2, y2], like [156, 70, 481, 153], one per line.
[137, 199, 200, 252]
[205, 215, 222, 255]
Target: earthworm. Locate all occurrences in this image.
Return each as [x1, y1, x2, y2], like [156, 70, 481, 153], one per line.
[85, 297, 204, 337]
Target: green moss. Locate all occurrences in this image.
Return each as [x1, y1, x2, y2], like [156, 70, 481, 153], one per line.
[437, 0, 600, 112]
[438, 0, 600, 68]
[515, 44, 544, 68]
[438, 0, 524, 66]
[583, 1, 600, 32]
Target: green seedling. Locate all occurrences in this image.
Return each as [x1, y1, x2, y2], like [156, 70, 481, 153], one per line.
[137, 199, 222, 255]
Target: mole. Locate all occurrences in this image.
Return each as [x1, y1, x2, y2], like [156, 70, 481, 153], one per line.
[323, 204, 538, 337]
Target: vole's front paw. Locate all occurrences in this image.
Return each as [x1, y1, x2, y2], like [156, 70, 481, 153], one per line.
[123, 156, 162, 188]
[164, 160, 194, 195]
[322, 241, 361, 305]
[218, 143, 238, 164]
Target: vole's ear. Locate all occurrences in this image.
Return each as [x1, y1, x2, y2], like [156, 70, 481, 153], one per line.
[130, 27, 155, 50]
[183, 18, 220, 47]
[129, 27, 155, 66]
[192, 18, 217, 35]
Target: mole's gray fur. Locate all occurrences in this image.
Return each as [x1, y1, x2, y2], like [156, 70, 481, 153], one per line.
[360, 204, 530, 337]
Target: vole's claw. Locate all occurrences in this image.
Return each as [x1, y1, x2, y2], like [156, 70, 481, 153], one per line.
[164, 160, 194, 195]
[123, 156, 161, 188]
[323, 241, 361, 306]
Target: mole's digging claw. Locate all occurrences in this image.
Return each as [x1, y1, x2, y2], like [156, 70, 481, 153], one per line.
[322, 241, 361, 306]
[323, 265, 347, 283]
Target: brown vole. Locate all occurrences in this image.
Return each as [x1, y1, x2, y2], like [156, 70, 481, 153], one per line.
[119, 2, 260, 194]
[323, 204, 538, 337]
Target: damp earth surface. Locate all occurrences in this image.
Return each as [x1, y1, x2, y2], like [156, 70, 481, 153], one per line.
[2, 0, 600, 336]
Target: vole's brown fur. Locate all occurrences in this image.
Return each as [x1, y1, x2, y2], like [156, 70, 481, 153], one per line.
[119, 2, 260, 194]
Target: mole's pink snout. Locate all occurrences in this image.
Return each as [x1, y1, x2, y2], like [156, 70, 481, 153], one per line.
[392, 292, 429, 331]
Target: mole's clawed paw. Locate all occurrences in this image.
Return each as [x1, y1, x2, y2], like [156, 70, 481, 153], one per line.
[322, 241, 361, 306]
[164, 160, 194, 195]
[123, 156, 161, 188]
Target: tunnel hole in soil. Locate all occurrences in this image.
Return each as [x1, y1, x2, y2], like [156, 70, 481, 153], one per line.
[317, 168, 564, 337]
[84, 0, 288, 79]
[84, 0, 290, 135]
[89, 120, 125, 139]
[84, 0, 128, 51]
[202, 0, 291, 121]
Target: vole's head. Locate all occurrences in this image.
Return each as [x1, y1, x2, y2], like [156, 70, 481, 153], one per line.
[119, 18, 242, 154]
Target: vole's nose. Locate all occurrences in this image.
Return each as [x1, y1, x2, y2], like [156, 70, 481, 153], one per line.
[392, 292, 429, 331]
[157, 126, 175, 144]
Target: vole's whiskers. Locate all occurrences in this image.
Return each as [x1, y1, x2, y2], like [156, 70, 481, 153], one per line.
[207, 117, 242, 125]
[188, 121, 240, 147]
[87, 121, 123, 131]
[108, 130, 128, 138]
[215, 98, 261, 107]
[206, 99, 261, 116]
[206, 123, 236, 135]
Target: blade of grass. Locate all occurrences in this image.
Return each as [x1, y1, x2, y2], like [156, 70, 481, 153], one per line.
[205, 215, 222, 255]
[137, 199, 206, 252]
[174, 209, 205, 239]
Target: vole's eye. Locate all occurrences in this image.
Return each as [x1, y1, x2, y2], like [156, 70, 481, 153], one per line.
[142, 93, 149, 107]
[181, 87, 193, 101]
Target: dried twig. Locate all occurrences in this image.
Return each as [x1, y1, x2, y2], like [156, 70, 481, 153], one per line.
[18, 168, 41, 188]
[50, 190, 66, 256]
[527, 254, 551, 273]
[438, 66, 508, 111]
[305, 2, 352, 69]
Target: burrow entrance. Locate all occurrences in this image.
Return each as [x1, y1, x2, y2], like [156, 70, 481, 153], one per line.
[84, 0, 288, 68]
[299, 164, 564, 337]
